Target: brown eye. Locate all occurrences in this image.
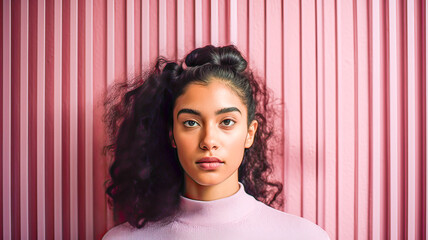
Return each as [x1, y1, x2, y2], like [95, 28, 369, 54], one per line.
[183, 120, 199, 127]
[221, 119, 235, 126]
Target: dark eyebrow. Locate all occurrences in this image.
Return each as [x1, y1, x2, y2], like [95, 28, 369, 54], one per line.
[177, 107, 241, 119]
[177, 109, 201, 119]
[215, 107, 241, 115]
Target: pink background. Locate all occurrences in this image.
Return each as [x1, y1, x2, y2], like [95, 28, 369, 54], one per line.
[1, 0, 427, 239]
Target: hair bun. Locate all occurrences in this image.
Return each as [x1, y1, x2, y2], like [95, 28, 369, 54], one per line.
[185, 45, 247, 73]
[162, 62, 183, 77]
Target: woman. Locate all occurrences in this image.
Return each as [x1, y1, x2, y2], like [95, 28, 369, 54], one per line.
[102, 45, 330, 239]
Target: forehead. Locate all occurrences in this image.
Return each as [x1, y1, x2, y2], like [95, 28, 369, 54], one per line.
[173, 79, 247, 115]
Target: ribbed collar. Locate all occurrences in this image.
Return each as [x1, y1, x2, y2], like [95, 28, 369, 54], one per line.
[176, 182, 257, 226]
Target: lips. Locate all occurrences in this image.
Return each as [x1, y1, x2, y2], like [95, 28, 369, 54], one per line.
[196, 157, 224, 163]
[196, 157, 224, 170]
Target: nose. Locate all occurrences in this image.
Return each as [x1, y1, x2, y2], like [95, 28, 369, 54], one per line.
[199, 124, 219, 151]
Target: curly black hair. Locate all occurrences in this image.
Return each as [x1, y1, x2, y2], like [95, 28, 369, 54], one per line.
[104, 45, 283, 228]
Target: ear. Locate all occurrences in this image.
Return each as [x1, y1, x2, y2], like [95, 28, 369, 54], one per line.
[244, 120, 258, 148]
[169, 129, 177, 148]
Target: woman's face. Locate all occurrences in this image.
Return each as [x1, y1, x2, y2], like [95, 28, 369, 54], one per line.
[172, 78, 258, 187]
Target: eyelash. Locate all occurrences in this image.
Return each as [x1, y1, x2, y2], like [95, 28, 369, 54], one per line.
[183, 120, 199, 127]
[221, 119, 235, 126]
[183, 119, 236, 128]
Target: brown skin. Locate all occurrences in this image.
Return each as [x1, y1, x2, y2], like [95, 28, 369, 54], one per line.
[171, 78, 258, 201]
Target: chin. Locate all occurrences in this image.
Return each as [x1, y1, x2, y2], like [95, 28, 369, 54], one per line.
[190, 174, 226, 187]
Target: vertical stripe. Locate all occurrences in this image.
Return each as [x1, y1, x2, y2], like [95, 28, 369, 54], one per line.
[165, 0, 176, 60]
[195, 0, 202, 48]
[2, 1, 12, 239]
[407, 0, 416, 238]
[182, 0, 195, 54]
[389, 0, 399, 238]
[141, 0, 149, 68]
[177, 0, 184, 58]
[229, 0, 237, 45]
[282, 0, 288, 214]
[359, 0, 372, 238]
[217, 0, 226, 45]
[337, 0, 357, 237]
[133, 0, 141, 75]
[36, 0, 46, 238]
[19, 0, 30, 236]
[352, 0, 358, 238]
[113, 0, 125, 81]
[426, 0, 428, 235]
[336, 1, 343, 237]
[235, 0, 247, 54]
[106, 0, 115, 229]
[283, 0, 302, 217]
[371, 0, 381, 238]
[69, 0, 78, 237]
[92, 1, 109, 236]
[334, 0, 339, 235]
[281, 0, 286, 212]
[85, 0, 94, 238]
[20, 0, 29, 238]
[355, 0, 370, 238]
[107, 0, 114, 86]
[158, 0, 166, 56]
[211, 0, 218, 45]
[316, 0, 325, 228]
[322, 0, 337, 237]
[27, 0, 38, 235]
[265, 0, 283, 214]
[248, 0, 265, 78]
[301, 0, 318, 223]
[53, 0, 63, 238]
[414, 2, 423, 237]
[301, 0, 305, 218]
[126, 0, 134, 75]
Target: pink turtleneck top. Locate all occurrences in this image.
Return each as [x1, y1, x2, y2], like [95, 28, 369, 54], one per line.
[103, 182, 330, 240]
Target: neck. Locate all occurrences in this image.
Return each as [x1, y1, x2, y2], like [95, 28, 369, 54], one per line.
[182, 171, 240, 201]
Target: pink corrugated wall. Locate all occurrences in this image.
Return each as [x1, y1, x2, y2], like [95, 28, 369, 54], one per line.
[1, 0, 427, 239]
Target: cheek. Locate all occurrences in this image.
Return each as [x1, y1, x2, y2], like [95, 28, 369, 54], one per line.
[222, 127, 248, 160]
[227, 125, 248, 144]
[225, 134, 244, 148]
[172, 128, 195, 160]
[174, 126, 194, 144]
[176, 136, 194, 154]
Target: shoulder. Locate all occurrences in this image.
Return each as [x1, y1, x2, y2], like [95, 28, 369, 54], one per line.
[252, 202, 330, 239]
[102, 222, 138, 240]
